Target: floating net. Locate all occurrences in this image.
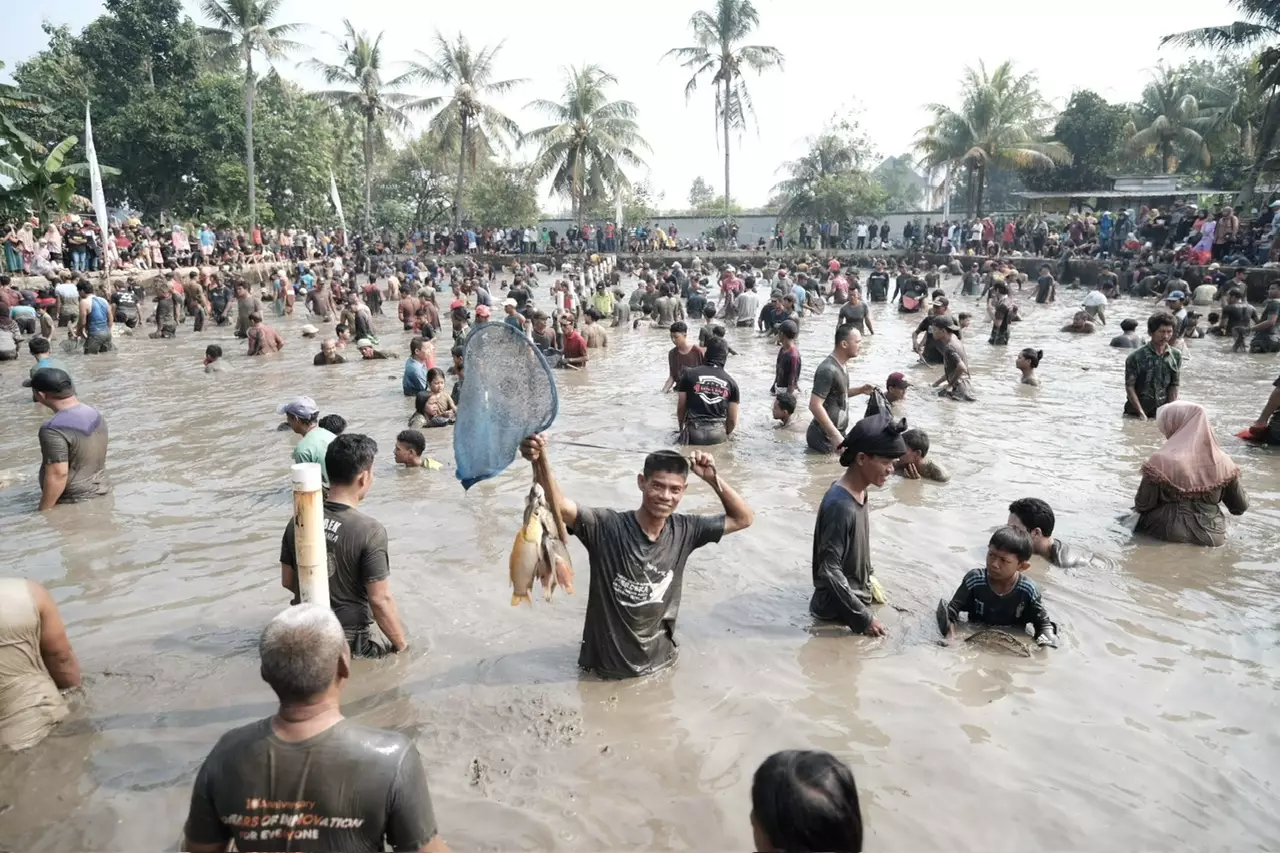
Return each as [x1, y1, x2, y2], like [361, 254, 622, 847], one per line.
[454, 322, 559, 489]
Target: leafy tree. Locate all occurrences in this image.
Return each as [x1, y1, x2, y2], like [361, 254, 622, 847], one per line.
[1022, 90, 1129, 192]
[308, 20, 418, 232]
[524, 64, 648, 225]
[464, 163, 540, 226]
[407, 34, 525, 228]
[1163, 0, 1280, 207]
[1126, 65, 1210, 174]
[687, 175, 716, 211]
[873, 155, 925, 209]
[773, 120, 886, 224]
[916, 60, 1069, 216]
[665, 0, 783, 220]
[199, 0, 304, 227]
[375, 132, 455, 231]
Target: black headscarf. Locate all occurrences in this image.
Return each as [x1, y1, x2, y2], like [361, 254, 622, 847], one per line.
[838, 413, 908, 466]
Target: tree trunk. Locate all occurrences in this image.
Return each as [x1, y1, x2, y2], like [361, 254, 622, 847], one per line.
[453, 115, 469, 229]
[1161, 141, 1173, 175]
[363, 117, 373, 233]
[966, 164, 976, 218]
[1237, 101, 1280, 212]
[723, 76, 732, 222]
[975, 162, 986, 217]
[244, 56, 256, 230]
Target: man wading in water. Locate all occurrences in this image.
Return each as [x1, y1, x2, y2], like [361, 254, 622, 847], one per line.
[810, 414, 907, 637]
[807, 324, 875, 454]
[182, 606, 447, 853]
[518, 436, 752, 679]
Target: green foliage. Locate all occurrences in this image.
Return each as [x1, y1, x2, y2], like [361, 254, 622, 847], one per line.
[0, 128, 120, 224]
[873, 155, 925, 210]
[1023, 90, 1130, 192]
[464, 163, 540, 226]
[915, 60, 1069, 215]
[687, 176, 716, 212]
[774, 117, 886, 223]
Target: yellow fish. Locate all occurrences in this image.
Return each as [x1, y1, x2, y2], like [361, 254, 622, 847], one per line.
[509, 485, 544, 606]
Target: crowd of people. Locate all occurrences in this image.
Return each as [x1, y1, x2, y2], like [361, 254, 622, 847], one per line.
[3, 228, 1279, 851]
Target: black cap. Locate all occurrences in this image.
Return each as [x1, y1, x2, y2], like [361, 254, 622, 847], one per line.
[932, 314, 962, 336]
[838, 414, 908, 464]
[29, 367, 74, 396]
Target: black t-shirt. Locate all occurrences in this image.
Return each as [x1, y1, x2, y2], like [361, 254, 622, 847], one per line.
[1223, 303, 1256, 329]
[867, 272, 889, 298]
[209, 285, 231, 310]
[1036, 275, 1054, 303]
[945, 568, 1053, 637]
[569, 507, 724, 678]
[1109, 333, 1139, 348]
[184, 718, 437, 853]
[507, 286, 530, 310]
[280, 502, 390, 629]
[111, 290, 138, 316]
[677, 364, 740, 424]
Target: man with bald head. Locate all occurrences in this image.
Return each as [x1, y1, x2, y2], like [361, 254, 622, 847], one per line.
[182, 605, 448, 853]
[313, 339, 345, 366]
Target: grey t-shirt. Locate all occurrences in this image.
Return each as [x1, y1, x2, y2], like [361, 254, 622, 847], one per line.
[806, 355, 849, 453]
[184, 718, 437, 853]
[570, 507, 724, 679]
[38, 403, 110, 502]
[838, 301, 868, 332]
[1253, 299, 1280, 347]
[280, 503, 390, 629]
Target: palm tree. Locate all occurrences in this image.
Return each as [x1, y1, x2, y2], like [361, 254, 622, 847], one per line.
[772, 132, 884, 225]
[406, 34, 526, 228]
[915, 60, 1070, 216]
[523, 65, 649, 226]
[307, 20, 418, 233]
[664, 0, 783, 222]
[199, 0, 303, 227]
[1163, 2, 1280, 207]
[1126, 66, 1210, 175]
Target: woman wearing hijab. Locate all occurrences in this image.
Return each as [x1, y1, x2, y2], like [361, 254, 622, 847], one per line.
[1134, 401, 1248, 546]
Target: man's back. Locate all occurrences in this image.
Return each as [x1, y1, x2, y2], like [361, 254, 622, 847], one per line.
[184, 718, 436, 853]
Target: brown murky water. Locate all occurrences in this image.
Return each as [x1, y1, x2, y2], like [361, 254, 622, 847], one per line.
[2, 278, 1279, 851]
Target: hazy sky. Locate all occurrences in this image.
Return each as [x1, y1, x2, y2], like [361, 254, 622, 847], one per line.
[5, 0, 1241, 211]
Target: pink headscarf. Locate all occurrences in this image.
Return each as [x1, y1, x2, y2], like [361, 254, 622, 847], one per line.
[1141, 401, 1239, 496]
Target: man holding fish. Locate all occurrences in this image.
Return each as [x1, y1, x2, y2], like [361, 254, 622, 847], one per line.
[516, 435, 753, 680]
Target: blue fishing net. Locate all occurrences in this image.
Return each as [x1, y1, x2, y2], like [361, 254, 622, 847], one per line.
[454, 322, 559, 489]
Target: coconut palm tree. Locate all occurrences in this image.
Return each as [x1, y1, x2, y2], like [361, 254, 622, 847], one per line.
[915, 60, 1070, 216]
[1126, 66, 1211, 175]
[523, 65, 649, 226]
[307, 20, 418, 233]
[664, 0, 783, 222]
[199, 0, 303, 227]
[405, 34, 526, 228]
[1164, 3, 1280, 207]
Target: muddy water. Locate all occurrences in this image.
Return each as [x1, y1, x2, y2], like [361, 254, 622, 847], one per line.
[1, 281, 1278, 851]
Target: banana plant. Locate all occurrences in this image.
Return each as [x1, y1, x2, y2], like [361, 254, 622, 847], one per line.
[0, 125, 119, 224]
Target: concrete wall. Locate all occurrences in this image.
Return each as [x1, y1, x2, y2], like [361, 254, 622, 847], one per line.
[536, 211, 947, 246]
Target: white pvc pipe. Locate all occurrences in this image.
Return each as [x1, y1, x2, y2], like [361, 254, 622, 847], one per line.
[290, 462, 328, 606]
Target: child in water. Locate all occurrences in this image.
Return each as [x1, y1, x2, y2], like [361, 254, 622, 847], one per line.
[1016, 348, 1042, 386]
[203, 344, 224, 373]
[938, 526, 1057, 647]
[408, 368, 456, 428]
[772, 391, 797, 427]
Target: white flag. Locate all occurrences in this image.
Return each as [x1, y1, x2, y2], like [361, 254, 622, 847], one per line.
[615, 190, 623, 231]
[84, 103, 110, 252]
[329, 170, 346, 234]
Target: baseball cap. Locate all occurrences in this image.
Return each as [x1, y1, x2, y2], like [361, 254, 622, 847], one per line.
[475, 305, 490, 318]
[932, 315, 962, 335]
[450, 299, 464, 310]
[28, 367, 74, 396]
[1166, 290, 1185, 301]
[886, 372, 911, 389]
[503, 298, 518, 308]
[276, 396, 319, 419]
[355, 338, 374, 348]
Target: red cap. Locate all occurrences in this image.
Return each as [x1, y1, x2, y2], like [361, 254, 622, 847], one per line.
[886, 372, 911, 388]
[450, 299, 464, 310]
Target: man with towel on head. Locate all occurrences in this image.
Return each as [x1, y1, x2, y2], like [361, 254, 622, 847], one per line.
[809, 414, 908, 637]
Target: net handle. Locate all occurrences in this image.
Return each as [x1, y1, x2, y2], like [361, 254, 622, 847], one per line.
[534, 452, 570, 544]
